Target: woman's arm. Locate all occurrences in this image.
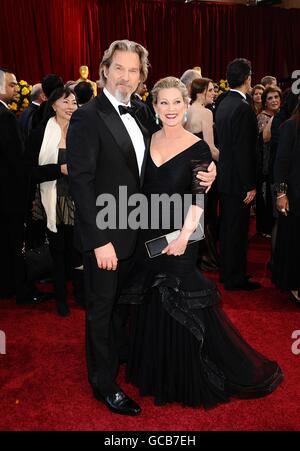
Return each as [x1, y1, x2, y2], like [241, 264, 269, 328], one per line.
[162, 148, 210, 256]
[162, 204, 203, 256]
[202, 110, 219, 161]
[257, 112, 272, 143]
[25, 125, 63, 183]
[262, 116, 273, 143]
[274, 119, 295, 215]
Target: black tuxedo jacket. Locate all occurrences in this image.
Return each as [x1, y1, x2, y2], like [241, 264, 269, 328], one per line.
[0, 102, 26, 216]
[18, 102, 39, 138]
[67, 91, 156, 259]
[215, 91, 258, 195]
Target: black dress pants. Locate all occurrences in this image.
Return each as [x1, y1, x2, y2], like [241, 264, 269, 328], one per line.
[83, 250, 135, 396]
[219, 193, 251, 287]
[0, 214, 27, 300]
[256, 178, 274, 235]
[47, 224, 81, 305]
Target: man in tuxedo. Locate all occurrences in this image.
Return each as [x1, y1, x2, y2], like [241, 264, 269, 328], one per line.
[31, 74, 64, 129]
[0, 68, 28, 301]
[18, 83, 46, 138]
[67, 40, 216, 415]
[215, 58, 261, 291]
[74, 81, 94, 107]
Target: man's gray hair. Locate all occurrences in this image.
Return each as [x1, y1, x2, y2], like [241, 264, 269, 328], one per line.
[30, 83, 43, 101]
[180, 69, 201, 89]
[99, 39, 149, 87]
[261, 75, 277, 87]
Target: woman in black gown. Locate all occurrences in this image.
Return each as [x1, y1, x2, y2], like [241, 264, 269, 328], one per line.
[122, 77, 283, 409]
[272, 99, 300, 305]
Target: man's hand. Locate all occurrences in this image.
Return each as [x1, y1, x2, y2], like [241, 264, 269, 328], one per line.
[61, 164, 68, 175]
[94, 242, 118, 271]
[196, 161, 216, 193]
[243, 189, 256, 204]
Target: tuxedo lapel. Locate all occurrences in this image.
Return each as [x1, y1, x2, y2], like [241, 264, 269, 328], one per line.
[133, 104, 150, 187]
[0, 102, 9, 113]
[95, 93, 140, 184]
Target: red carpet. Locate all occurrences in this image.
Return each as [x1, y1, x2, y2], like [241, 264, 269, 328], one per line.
[1, 224, 300, 431]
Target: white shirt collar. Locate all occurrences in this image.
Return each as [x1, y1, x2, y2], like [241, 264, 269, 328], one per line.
[32, 101, 41, 107]
[230, 89, 246, 100]
[0, 99, 9, 109]
[103, 88, 131, 114]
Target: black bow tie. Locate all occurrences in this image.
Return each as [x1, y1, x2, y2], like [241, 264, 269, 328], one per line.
[118, 105, 137, 117]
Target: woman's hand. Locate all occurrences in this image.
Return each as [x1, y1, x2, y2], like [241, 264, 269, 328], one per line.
[262, 116, 273, 143]
[162, 235, 188, 256]
[276, 194, 289, 216]
[243, 189, 256, 204]
[60, 164, 68, 175]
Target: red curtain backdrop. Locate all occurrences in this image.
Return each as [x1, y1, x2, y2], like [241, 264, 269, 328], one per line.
[0, 0, 299, 87]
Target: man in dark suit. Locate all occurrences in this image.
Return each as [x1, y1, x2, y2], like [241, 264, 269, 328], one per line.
[18, 83, 45, 138]
[0, 68, 28, 301]
[31, 74, 64, 129]
[215, 58, 261, 291]
[74, 81, 94, 107]
[67, 40, 216, 415]
[67, 40, 153, 416]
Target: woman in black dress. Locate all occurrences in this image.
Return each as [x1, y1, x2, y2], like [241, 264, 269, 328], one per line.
[256, 86, 282, 237]
[272, 99, 300, 305]
[122, 77, 283, 409]
[26, 86, 83, 316]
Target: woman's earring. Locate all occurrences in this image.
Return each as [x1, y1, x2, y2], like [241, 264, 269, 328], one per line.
[155, 112, 160, 125]
[183, 111, 188, 123]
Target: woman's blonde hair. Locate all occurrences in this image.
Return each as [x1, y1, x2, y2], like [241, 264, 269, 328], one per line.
[152, 77, 189, 105]
[99, 39, 149, 87]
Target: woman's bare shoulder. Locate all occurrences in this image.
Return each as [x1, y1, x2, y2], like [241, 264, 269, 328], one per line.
[184, 130, 201, 145]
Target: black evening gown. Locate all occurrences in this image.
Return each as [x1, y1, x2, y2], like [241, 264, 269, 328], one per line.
[121, 140, 283, 409]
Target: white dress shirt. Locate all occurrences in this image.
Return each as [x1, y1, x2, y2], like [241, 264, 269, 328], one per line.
[230, 89, 247, 100]
[0, 100, 9, 109]
[103, 88, 145, 175]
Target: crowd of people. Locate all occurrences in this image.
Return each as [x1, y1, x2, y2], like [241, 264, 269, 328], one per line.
[1, 38, 299, 414]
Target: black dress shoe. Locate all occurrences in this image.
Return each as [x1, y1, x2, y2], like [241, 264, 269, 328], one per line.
[33, 291, 54, 302]
[16, 290, 54, 304]
[290, 291, 300, 306]
[220, 274, 253, 284]
[93, 388, 141, 416]
[0, 289, 14, 299]
[16, 295, 43, 304]
[119, 356, 128, 364]
[224, 280, 261, 291]
[56, 302, 71, 317]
